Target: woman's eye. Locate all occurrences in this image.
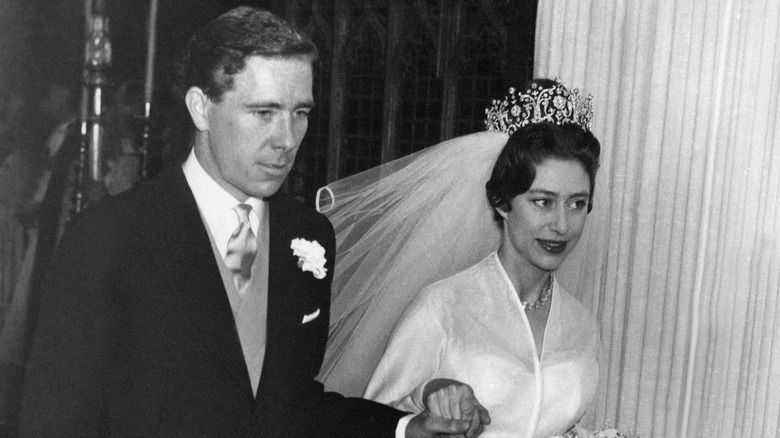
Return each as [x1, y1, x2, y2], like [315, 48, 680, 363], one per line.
[568, 199, 588, 210]
[533, 199, 551, 208]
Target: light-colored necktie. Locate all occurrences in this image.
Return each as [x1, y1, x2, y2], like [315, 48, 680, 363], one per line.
[224, 203, 257, 295]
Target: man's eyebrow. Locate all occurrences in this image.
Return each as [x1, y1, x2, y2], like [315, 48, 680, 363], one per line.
[244, 101, 282, 109]
[243, 100, 315, 109]
[297, 99, 315, 109]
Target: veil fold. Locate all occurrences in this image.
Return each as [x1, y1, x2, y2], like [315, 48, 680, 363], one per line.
[315, 131, 508, 396]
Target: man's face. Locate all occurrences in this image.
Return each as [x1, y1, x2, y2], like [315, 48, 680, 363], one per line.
[192, 56, 314, 200]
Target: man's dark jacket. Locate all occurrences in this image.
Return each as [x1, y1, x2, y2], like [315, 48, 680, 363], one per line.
[19, 163, 404, 437]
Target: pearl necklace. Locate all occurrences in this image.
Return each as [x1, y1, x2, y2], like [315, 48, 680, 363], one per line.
[521, 272, 553, 311]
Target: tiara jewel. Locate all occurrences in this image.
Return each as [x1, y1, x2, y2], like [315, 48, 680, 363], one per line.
[484, 78, 593, 134]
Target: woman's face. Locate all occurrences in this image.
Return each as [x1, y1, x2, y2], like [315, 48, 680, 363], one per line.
[498, 158, 591, 273]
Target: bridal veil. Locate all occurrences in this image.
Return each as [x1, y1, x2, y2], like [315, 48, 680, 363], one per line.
[315, 131, 508, 396]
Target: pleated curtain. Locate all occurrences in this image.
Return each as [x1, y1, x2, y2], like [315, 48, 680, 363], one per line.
[536, 1, 780, 437]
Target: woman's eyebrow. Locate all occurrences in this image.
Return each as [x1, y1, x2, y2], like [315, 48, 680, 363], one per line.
[526, 188, 590, 198]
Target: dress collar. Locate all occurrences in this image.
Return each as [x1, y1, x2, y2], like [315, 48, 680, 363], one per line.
[491, 251, 557, 310]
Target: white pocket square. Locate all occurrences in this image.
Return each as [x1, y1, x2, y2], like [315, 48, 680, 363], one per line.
[301, 308, 320, 324]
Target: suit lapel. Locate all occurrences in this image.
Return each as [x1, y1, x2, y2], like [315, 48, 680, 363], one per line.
[258, 197, 310, 390]
[263, 197, 292, 372]
[140, 165, 252, 395]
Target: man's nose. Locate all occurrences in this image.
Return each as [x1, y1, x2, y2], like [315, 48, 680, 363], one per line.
[273, 114, 297, 150]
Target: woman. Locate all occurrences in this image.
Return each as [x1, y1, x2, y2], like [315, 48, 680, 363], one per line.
[318, 78, 602, 437]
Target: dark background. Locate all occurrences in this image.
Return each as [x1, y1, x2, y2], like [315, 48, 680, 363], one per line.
[1, 0, 537, 203]
[1, 0, 274, 99]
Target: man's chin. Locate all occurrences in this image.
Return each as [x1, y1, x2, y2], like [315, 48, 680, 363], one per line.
[247, 180, 285, 199]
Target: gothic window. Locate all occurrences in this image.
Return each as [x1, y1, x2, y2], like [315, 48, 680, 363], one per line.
[397, 30, 442, 157]
[341, 21, 385, 178]
[279, 0, 534, 195]
[284, 8, 332, 204]
[454, 23, 506, 137]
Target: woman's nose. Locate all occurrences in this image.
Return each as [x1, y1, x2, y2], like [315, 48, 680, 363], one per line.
[550, 207, 570, 234]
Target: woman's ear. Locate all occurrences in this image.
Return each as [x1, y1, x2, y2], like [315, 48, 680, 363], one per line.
[185, 87, 210, 131]
[495, 204, 509, 220]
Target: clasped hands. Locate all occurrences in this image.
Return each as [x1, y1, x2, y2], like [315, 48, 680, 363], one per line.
[406, 378, 491, 438]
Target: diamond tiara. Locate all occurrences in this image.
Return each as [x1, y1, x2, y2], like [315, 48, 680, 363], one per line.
[484, 78, 594, 134]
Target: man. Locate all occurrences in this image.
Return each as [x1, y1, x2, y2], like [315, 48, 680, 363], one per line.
[19, 7, 487, 437]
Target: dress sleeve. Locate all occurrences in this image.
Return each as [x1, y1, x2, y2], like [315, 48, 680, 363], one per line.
[364, 287, 447, 413]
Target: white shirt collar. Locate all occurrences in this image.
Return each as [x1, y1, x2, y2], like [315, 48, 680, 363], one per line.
[182, 149, 264, 259]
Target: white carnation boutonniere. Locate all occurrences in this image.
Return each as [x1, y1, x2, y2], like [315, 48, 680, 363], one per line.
[290, 238, 327, 280]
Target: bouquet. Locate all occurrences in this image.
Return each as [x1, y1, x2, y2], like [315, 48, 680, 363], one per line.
[588, 429, 637, 438]
[554, 424, 639, 438]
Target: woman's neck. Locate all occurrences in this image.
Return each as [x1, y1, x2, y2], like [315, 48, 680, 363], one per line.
[497, 245, 550, 303]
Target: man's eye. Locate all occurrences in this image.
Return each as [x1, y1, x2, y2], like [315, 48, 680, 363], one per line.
[253, 110, 274, 119]
[294, 109, 311, 119]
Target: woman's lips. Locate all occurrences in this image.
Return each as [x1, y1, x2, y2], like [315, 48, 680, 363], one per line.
[537, 239, 568, 254]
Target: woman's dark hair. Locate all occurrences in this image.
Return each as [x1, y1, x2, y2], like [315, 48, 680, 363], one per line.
[184, 6, 318, 101]
[485, 122, 601, 225]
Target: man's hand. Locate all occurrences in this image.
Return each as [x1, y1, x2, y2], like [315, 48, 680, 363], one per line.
[405, 379, 491, 438]
[405, 410, 470, 438]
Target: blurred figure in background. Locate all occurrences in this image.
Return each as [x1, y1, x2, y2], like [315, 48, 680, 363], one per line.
[0, 89, 30, 333]
[102, 80, 142, 196]
[0, 78, 143, 435]
[0, 83, 80, 436]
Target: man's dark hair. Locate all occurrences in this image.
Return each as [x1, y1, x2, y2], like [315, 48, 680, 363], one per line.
[184, 6, 318, 101]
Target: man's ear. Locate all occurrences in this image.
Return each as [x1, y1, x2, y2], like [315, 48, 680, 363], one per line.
[185, 87, 210, 131]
